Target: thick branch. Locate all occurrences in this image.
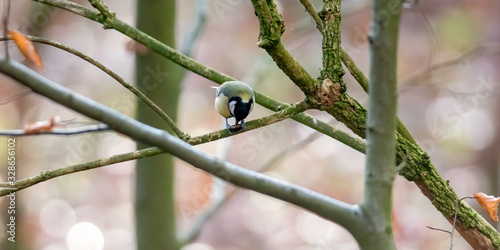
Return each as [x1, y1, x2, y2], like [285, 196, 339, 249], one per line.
[359, 0, 401, 248]
[299, 0, 416, 144]
[27, 1, 499, 247]
[0, 57, 363, 231]
[30, 0, 364, 152]
[0, 101, 330, 196]
[250, 0, 369, 138]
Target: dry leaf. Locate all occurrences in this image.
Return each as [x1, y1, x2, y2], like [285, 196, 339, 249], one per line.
[23, 117, 62, 135]
[473, 192, 500, 221]
[8, 30, 44, 70]
[126, 40, 148, 55]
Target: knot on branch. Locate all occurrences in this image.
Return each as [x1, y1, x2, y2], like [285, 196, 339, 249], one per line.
[316, 78, 340, 106]
[257, 36, 281, 49]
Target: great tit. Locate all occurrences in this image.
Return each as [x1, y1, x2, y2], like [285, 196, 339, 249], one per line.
[214, 81, 255, 132]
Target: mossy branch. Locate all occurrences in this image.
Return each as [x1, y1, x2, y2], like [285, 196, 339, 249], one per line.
[26, 0, 500, 247]
[299, 0, 416, 144]
[0, 57, 364, 233]
[30, 0, 364, 152]
[0, 99, 316, 194]
[293, 0, 499, 248]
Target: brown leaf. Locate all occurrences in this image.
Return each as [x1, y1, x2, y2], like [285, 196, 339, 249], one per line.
[473, 192, 500, 221]
[8, 30, 44, 70]
[126, 40, 148, 55]
[23, 117, 62, 135]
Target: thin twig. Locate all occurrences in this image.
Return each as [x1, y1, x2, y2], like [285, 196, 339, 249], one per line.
[180, 0, 208, 57]
[426, 196, 476, 250]
[401, 43, 500, 88]
[426, 226, 451, 235]
[298, 0, 416, 144]
[450, 196, 476, 250]
[0, 35, 187, 139]
[31, 0, 366, 153]
[180, 121, 230, 246]
[188, 100, 310, 144]
[179, 177, 225, 246]
[88, 0, 114, 21]
[0, 58, 361, 233]
[0, 89, 32, 104]
[0, 124, 110, 136]
[299, 0, 323, 31]
[180, 129, 323, 245]
[2, 0, 11, 58]
[0, 100, 311, 194]
[417, 5, 440, 72]
[256, 131, 322, 172]
[0, 147, 162, 194]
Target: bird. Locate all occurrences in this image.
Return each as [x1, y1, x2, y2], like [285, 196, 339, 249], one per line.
[213, 81, 255, 133]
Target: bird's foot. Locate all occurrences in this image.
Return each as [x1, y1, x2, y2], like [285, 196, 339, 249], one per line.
[241, 120, 246, 131]
[225, 120, 232, 134]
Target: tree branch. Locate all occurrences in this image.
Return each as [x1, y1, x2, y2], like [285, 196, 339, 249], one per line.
[179, 0, 208, 57]
[401, 43, 500, 88]
[30, 0, 365, 152]
[0, 57, 363, 231]
[0, 124, 110, 136]
[358, 0, 401, 247]
[0, 101, 334, 196]
[26, 2, 499, 247]
[251, 0, 371, 139]
[0, 35, 187, 139]
[299, 0, 323, 32]
[0, 89, 32, 104]
[299, 0, 416, 144]
[0, 145, 161, 193]
[187, 100, 310, 145]
[179, 176, 226, 247]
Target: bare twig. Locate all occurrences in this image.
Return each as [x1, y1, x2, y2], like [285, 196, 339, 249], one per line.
[0, 101, 312, 194]
[401, 43, 500, 88]
[2, 0, 11, 58]
[180, 0, 208, 57]
[299, 0, 323, 31]
[426, 196, 476, 250]
[180, 129, 323, 245]
[188, 100, 311, 145]
[0, 34, 187, 139]
[0, 57, 361, 232]
[31, 0, 366, 153]
[426, 226, 451, 235]
[257, 131, 322, 172]
[180, 122, 230, 246]
[450, 196, 476, 250]
[0, 146, 162, 194]
[0, 124, 110, 136]
[0, 89, 32, 104]
[88, 0, 114, 23]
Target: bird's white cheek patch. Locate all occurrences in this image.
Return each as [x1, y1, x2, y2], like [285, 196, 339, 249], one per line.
[228, 100, 237, 117]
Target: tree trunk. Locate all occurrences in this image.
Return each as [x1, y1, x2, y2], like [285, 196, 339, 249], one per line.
[135, 0, 181, 249]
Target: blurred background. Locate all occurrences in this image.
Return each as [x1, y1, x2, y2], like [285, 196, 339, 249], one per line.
[0, 0, 499, 249]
